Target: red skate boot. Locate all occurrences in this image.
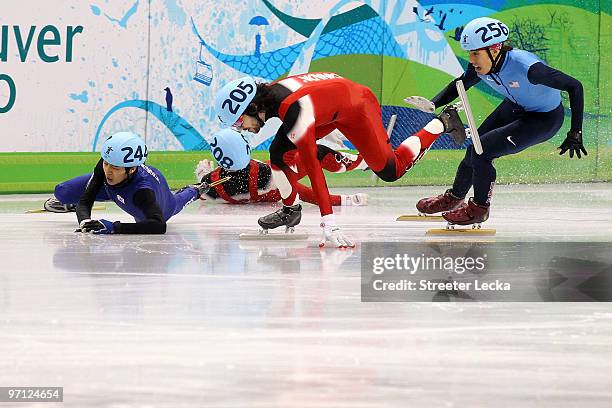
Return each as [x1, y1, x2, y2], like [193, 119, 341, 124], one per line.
[416, 189, 465, 215]
[442, 198, 489, 226]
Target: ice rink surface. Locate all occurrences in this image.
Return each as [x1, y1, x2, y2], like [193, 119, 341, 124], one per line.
[1, 184, 611, 407]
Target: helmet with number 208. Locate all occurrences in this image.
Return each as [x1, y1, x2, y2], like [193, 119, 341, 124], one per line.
[210, 128, 251, 171]
[101, 131, 148, 167]
[215, 76, 258, 128]
[460, 17, 509, 51]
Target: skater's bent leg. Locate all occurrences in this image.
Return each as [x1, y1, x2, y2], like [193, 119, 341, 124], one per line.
[295, 136, 334, 216]
[376, 119, 445, 181]
[296, 183, 342, 206]
[337, 92, 404, 180]
[338, 89, 446, 182]
[471, 106, 563, 204]
[256, 189, 282, 203]
[269, 136, 302, 206]
[337, 123, 404, 182]
[55, 174, 110, 204]
[408, 118, 445, 150]
[450, 99, 523, 198]
[450, 148, 474, 198]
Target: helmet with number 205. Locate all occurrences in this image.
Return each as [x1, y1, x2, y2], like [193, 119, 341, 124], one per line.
[210, 128, 251, 171]
[215, 76, 258, 128]
[460, 17, 509, 51]
[101, 131, 148, 167]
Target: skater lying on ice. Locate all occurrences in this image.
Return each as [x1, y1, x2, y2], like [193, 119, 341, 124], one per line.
[214, 72, 465, 247]
[416, 17, 585, 226]
[44, 132, 216, 234]
[195, 128, 369, 207]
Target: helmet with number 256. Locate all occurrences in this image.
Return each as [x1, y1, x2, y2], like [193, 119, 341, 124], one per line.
[210, 128, 251, 171]
[101, 131, 148, 167]
[460, 17, 509, 51]
[215, 76, 257, 128]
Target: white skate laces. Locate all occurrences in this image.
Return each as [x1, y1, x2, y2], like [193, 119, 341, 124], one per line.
[319, 214, 355, 248]
[341, 193, 368, 206]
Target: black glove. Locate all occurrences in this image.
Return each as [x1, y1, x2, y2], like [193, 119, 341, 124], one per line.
[558, 129, 587, 159]
[194, 181, 210, 197]
[76, 219, 114, 234]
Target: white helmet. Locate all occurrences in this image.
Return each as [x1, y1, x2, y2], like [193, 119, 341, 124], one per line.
[210, 128, 251, 171]
[460, 17, 509, 51]
[214, 76, 257, 128]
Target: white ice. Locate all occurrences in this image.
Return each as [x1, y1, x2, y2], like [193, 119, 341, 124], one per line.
[1, 184, 611, 407]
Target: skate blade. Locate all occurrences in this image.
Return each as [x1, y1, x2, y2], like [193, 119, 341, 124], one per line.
[396, 215, 444, 222]
[403, 96, 435, 113]
[456, 80, 482, 155]
[209, 176, 231, 187]
[239, 232, 309, 241]
[25, 205, 106, 214]
[426, 228, 496, 236]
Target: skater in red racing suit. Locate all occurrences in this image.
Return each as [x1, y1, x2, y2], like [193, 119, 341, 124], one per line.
[214, 72, 464, 247]
[196, 143, 368, 206]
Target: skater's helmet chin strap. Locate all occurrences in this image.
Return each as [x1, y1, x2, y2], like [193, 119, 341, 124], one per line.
[481, 43, 504, 74]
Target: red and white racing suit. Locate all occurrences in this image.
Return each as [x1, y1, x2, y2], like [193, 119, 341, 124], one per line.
[269, 72, 441, 217]
[202, 145, 365, 205]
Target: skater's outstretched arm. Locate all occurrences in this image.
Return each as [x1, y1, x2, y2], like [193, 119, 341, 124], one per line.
[110, 189, 166, 234]
[527, 63, 586, 158]
[431, 64, 480, 108]
[198, 168, 220, 200]
[76, 159, 105, 223]
[528, 63, 584, 132]
[78, 188, 167, 234]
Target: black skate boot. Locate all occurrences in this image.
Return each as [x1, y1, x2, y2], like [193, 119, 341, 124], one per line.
[44, 197, 76, 213]
[438, 105, 467, 146]
[258, 204, 302, 233]
[416, 189, 465, 215]
[442, 198, 489, 226]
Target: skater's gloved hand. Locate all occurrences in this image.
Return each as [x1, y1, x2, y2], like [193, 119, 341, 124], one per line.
[77, 219, 115, 234]
[195, 159, 216, 181]
[196, 181, 211, 195]
[319, 214, 355, 249]
[558, 129, 587, 159]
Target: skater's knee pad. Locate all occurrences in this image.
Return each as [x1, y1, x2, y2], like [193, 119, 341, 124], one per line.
[375, 160, 400, 182]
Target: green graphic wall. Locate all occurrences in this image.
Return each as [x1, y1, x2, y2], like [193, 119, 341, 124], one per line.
[0, 0, 609, 193]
